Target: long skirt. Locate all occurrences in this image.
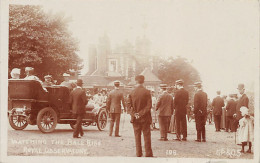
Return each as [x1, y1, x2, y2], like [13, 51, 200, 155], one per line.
[169, 114, 176, 133]
[220, 108, 226, 129]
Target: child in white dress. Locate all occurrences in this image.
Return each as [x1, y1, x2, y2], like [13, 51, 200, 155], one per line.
[237, 106, 254, 153]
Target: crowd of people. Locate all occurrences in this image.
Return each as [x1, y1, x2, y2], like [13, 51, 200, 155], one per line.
[9, 67, 254, 157]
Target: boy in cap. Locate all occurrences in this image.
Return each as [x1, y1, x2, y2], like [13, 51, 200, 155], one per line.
[225, 93, 237, 132]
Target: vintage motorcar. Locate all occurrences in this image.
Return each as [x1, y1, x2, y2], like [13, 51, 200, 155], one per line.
[8, 79, 108, 133]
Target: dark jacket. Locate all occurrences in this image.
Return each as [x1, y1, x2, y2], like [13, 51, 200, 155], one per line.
[174, 88, 189, 116]
[235, 94, 249, 120]
[128, 85, 152, 124]
[212, 96, 225, 116]
[225, 99, 237, 116]
[106, 88, 125, 113]
[69, 87, 88, 114]
[194, 90, 208, 116]
[156, 91, 174, 116]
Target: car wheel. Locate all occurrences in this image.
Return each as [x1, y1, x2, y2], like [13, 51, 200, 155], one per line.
[9, 114, 28, 130]
[37, 107, 57, 133]
[97, 109, 107, 131]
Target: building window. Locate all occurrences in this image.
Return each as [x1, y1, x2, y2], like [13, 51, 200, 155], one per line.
[109, 59, 117, 72]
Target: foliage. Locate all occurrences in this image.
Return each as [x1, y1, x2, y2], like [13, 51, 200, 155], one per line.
[9, 5, 82, 81]
[157, 56, 201, 105]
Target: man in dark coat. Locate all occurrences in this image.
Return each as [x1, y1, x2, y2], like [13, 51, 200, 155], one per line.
[173, 79, 189, 141]
[69, 79, 88, 138]
[156, 84, 174, 141]
[212, 91, 225, 132]
[106, 80, 125, 137]
[193, 82, 207, 142]
[225, 94, 237, 132]
[128, 75, 153, 157]
[233, 83, 249, 132]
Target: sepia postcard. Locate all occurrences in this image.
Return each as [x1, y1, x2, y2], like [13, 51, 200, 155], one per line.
[0, 0, 259, 163]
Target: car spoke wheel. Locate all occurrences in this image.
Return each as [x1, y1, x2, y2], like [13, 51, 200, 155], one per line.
[37, 107, 57, 133]
[9, 114, 28, 130]
[97, 109, 107, 131]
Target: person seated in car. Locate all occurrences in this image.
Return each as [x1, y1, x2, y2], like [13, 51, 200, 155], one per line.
[10, 68, 21, 79]
[24, 67, 43, 84]
[42, 75, 54, 87]
[24, 67, 47, 92]
[60, 73, 73, 90]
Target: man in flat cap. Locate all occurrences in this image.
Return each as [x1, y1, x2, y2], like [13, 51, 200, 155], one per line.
[173, 79, 189, 141]
[193, 82, 208, 142]
[212, 91, 225, 132]
[233, 83, 249, 132]
[106, 80, 125, 137]
[225, 93, 237, 132]
[128, 75, 153, 157]
[42, 75, 54, 87]
[156, 84, 174, 141]
[69, 79, 88, 138]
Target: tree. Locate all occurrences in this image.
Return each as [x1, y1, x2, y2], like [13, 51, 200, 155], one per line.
[157, 56, 201, 105]
[9, 5, 82, 81]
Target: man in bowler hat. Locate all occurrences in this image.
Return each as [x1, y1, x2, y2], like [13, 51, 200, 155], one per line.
[233, 83, 249, 132]
[156, 84, 174, 141]
[174, 79, 189, 141]
[193, 82, 208, 142]
[69, 79, 88, 138]
[106, 80, 125, 137]
[212, 91, 225, 132]
[128, 75, 153, 157]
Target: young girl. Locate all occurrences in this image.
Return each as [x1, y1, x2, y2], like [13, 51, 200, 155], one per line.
[237, 106, 254, 153]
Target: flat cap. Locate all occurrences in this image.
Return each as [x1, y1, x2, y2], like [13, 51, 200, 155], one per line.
[160, 84, 167, 88]
[193, 82, 202, 87]
[114, 80, 120, 84]
[175, 79, 184, 85]
[44, 75, 52, 79]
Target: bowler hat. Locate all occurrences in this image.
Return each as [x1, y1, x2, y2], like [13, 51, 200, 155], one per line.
[135, 75, 145, 83]
[237, 83, 245, 90]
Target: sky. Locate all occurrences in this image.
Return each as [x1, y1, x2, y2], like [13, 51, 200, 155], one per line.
[15, 0, 259, 99]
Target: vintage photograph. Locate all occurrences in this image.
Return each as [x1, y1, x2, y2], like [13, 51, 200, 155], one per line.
[1, 0, 259, 162]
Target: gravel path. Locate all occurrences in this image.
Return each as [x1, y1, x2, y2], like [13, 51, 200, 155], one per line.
[8, 114, 254, 159]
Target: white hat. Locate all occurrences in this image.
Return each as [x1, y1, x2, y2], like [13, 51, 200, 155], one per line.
[240, 106, 249, 116]
[63, 73, 70, 77]
[11, 68, 21, 75]
[25, 67, 34, 72]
